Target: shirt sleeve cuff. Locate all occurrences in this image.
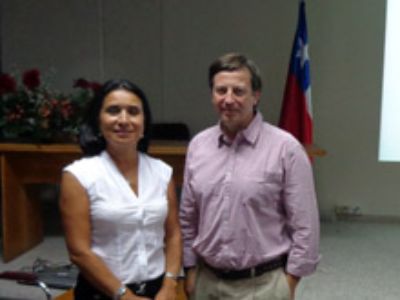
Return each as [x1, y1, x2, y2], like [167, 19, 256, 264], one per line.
[286, 255, 321, 277]
[183, 247, 198, 268]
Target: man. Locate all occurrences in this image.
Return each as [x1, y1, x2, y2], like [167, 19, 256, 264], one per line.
[180, 53, 320, 300]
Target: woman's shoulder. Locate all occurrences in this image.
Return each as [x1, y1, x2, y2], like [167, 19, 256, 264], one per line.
[64, 154, 102, 171]
[63, 153, 107, 189]
[63, 153, 105, 184]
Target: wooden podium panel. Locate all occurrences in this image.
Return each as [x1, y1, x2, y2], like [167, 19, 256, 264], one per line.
[0, 142, 186, 262]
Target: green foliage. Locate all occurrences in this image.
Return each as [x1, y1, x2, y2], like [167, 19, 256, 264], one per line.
[0, 69, 100, 142]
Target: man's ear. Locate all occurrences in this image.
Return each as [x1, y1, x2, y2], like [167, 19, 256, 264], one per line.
[253, 91, 261, 106]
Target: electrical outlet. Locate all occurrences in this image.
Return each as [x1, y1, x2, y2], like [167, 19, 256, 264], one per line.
[334, 205, 362, 217]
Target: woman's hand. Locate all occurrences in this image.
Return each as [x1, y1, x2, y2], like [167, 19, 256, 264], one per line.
[154, 278, 177, 300]
[122, 295, 151, 300]
[121, 289, 151, 300]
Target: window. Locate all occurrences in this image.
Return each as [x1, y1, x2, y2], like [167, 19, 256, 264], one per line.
[379, 0, 400, 161]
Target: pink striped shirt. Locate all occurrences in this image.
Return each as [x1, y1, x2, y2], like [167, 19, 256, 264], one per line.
[180, 112, 320, 277]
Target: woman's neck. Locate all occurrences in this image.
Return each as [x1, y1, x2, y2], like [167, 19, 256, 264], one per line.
[106, 145, 138, 171]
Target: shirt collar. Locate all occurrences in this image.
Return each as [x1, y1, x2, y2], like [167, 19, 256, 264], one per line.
[217, 112, 263, 147]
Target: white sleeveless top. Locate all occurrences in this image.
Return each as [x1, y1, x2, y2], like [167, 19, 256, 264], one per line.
[63, 150, 172, 283]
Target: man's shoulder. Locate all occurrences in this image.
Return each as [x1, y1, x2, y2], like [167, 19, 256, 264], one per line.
[189, 125, 219, 146]
[258, 122, 306, 158]
[262, 122, 300, 145]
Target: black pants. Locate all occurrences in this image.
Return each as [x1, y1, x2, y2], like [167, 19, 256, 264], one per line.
[74, 273, 164, 300]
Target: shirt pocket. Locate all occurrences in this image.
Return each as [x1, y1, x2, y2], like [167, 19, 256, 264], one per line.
[240, 172, 283, 210]
[192, 178, 222, 200]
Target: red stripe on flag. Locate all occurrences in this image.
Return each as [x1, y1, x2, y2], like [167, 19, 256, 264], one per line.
[279, 74, 313, 145]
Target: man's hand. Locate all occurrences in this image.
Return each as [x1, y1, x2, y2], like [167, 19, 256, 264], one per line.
[285, 273, 300, 300]
[184, 268, 197, 297]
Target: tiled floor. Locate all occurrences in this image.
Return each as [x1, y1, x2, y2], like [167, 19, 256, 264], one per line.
[297, 220, 400, 300]
[0, 236, 69, 300]
[1, 220, 400, 299]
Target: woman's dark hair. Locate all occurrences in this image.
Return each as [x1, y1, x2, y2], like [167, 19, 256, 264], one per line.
[78, 79, 153, 156]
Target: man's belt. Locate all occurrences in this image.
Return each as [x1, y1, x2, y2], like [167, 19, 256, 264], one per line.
[204, 256, 287, 281]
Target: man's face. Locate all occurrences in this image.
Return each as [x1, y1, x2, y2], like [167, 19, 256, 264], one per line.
[211, 68, 260, 138]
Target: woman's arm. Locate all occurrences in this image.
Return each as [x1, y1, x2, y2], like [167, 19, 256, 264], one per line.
[156, 178, 182, 300]
[59, 172, 145, 300]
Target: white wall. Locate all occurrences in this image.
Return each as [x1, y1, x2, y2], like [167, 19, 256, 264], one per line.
[1, 0, 294, 133]
[309, 1, 396, 219]
[1, 0, 398, 219]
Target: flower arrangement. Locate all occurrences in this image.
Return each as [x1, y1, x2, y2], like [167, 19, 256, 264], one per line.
[0, 69, 100, 143]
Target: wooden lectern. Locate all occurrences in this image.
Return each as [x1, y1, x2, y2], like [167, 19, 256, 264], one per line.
[0, 142, 186, 262]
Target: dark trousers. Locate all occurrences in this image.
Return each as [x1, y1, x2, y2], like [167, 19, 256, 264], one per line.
[74, 273, 164, 300]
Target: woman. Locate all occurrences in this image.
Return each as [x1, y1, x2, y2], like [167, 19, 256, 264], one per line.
[59, 79, 182, 300]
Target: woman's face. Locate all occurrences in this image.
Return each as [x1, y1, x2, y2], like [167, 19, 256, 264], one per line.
[99, 89, 144, 149]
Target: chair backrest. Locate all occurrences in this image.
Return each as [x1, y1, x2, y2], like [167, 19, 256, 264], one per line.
[151, 123, 190, 141]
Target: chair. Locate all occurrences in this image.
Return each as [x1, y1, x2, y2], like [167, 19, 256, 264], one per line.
[0, 271, 52, 300]
[0, 259, 77, 300]
[151, 123, 190, 141]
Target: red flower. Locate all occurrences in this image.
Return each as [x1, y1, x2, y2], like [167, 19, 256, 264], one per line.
[0, 73, 17, 95]
[90, 82, 102, 93]
[23, 69, 41, 90]
[60, 100, 73, 119]
[73, 78, 90, 89]
[74, 78, 102, 94]
[50, 99, 58, 107]
[39, 102, 52, 118]
[6, 105, 24, 121]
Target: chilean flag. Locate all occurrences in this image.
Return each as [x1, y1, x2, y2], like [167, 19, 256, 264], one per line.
[279, 0, 313, 146]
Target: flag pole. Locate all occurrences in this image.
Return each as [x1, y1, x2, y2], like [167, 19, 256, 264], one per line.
[278, 0, 326, 159]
